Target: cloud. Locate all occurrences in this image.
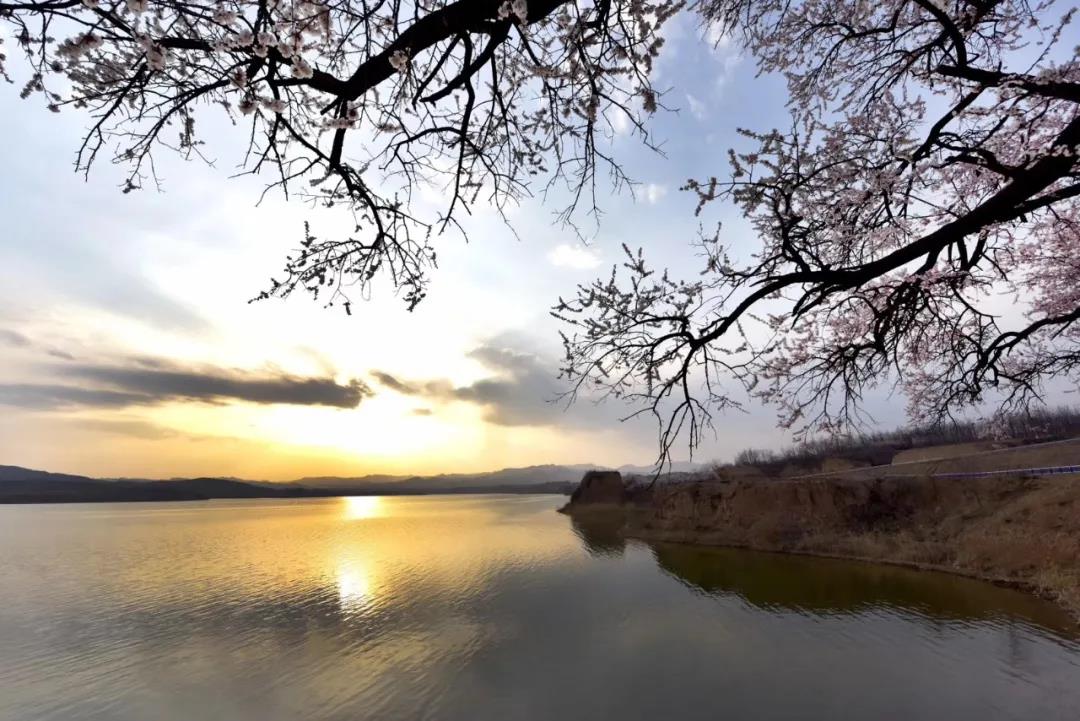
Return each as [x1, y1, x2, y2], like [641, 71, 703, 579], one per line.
[0, 384, 152, 410]
[0, 327, 78, 360]
[705, 22, 733, 48]
[685, 93, 707, 120]
[702, 25, 743, 92]
[411, 408, 434, 416]
[548, 243, 602, 270]
[643, 183, 668, 204]
[372, 344, 625, 429]
[605, 105, 632, 136]
[0, 329, 31, 347]
[713, 52, 743, 91]
[370, 370, 416, 394]
[0, 361, 374, 410]
[369, 371, 451, 397]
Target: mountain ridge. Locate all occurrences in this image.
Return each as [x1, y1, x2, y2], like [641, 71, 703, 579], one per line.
[0, 463, 600, 503]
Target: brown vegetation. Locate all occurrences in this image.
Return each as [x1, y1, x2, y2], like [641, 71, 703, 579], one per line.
[563, 472, 1080, 621]
[723, 406, 1080, 477]
[820, 438, 1080, 480]
[891, 442, 1006, 465]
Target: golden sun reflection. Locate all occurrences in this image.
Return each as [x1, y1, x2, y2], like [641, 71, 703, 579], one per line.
[342, 495, 384, 520]
[337, 562, 373, 612]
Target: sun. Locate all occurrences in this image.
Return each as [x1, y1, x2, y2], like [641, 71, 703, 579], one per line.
[343, 495, 383, 520]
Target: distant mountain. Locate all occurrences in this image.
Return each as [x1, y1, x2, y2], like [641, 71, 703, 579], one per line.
[395, 464, 594, 491]
[0, 465, 96, 484]
[292, 464, 597, 493]
[0, 461, 706, 504]
[156, 477, 299, 498]
[0, 466, 310, 503]
[0, 464, 583, 504]
[294, 474, 407, 489]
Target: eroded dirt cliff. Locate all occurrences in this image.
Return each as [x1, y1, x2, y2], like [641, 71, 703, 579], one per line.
[563, 472, 1080, 619]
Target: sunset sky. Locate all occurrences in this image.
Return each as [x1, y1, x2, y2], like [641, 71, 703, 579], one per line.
[0, 17, 912, 480]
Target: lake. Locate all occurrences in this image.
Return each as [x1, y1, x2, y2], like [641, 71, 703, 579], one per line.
[1, 494, 1078, 720]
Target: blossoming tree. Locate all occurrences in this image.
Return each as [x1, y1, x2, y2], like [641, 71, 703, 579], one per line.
[0, 0, 679, 309]
[3, 0, 1078, 460]
[555, 0, 1080, 459]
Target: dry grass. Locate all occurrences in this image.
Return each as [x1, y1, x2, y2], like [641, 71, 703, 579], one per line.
[832, 437, 1080, 479]
[605, 474, 1080, 620]
[891, 441, 1006, 464]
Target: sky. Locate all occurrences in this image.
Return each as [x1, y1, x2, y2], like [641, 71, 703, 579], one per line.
[0, 16, 908, 480]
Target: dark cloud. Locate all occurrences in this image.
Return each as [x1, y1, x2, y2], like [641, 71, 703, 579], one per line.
[371, 371, 418, 395]
[372, 344, 620, 429]
[448, 347, 572, 426]
[68, 364, 373, 408]
[0, 384, 152, 410]
[0, 328, 78, 360]
[0, 329, 31, 348]
[370, 370, 452, 397]
[0, 361, 374, 410]
[46, 349, 77, 361]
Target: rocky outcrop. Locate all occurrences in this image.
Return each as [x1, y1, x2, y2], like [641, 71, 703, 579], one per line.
[560, 470, 659, 513]
[564, 470, 628, 507]
[562, 471, 1080, 620]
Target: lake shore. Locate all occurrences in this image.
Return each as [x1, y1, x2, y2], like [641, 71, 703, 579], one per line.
[560, 471, 1080, 622]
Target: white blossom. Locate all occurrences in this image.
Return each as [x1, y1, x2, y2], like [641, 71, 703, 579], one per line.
[146, 45, 168, 71]
[212, 8, 238, 25]
[388, 49, 409, 73]
[57, 32, 104, 59]
[511, 0, 528, 22]
[292, 57, 313, 79]
[262, 97, 287, 114]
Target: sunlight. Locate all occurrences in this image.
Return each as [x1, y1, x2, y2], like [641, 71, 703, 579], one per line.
[248, 396, 486, 460]
[342, 495, 384, 521]
[337, 562, 373, 613]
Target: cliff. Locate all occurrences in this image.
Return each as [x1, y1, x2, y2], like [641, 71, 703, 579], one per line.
[562, 471, 1080, 619]
[559, 470, 658, 514]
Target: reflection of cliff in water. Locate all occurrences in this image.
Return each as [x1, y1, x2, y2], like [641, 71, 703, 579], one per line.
[568, 513, 627, 557]
[649, 543, 1077, 635]
[566, 514, 1076, 636]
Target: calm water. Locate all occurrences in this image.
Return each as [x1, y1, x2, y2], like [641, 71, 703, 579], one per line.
[1, 495, 1079, 721]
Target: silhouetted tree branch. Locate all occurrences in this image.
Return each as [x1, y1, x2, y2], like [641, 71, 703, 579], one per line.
[1, 0, 681, 309]
[5, 0, 1078, 466]
[557, 0, 1080, 462]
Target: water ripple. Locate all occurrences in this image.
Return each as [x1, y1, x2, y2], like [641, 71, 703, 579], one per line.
[1, 496, 1078, 721]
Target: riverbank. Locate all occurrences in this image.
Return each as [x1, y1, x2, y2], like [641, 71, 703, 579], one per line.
[560, 471, 1080, 621]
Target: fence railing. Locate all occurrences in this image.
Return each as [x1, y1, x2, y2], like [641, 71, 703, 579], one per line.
[928, 465, 1080, 479]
